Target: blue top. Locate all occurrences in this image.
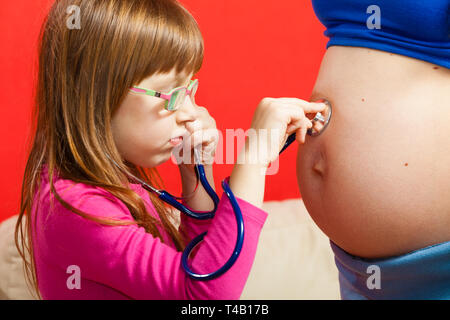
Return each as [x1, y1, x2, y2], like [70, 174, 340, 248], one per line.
[312, 0, 450, 68]
[331, 240, 450, 299]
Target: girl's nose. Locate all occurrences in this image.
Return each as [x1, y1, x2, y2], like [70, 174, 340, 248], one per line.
[176, 95, 197, 122]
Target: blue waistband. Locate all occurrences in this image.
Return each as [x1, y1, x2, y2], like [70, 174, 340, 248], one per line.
[331, 240, 450, 299]
[312, 0, 450, 69]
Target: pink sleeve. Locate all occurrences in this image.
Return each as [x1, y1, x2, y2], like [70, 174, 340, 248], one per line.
[178, 198, 214, 244]
[37, 180, 268, 300]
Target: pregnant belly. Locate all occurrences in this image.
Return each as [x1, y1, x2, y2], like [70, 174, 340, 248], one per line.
[297, 46, 450, 259]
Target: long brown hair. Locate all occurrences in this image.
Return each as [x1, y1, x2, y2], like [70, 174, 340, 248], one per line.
[15, 0, 204, 299]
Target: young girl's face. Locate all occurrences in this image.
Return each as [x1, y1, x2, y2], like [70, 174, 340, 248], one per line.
[111, 69, 198, 168]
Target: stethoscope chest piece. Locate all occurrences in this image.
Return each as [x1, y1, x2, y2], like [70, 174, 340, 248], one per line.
[279, 99, 332, 154]
[307, 99, 332, 137]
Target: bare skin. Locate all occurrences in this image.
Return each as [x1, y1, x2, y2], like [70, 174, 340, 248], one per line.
[297, 46, 450, 259]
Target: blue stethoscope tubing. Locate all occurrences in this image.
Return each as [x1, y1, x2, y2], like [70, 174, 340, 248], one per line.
[136, 149, 241, 280]
[180, 167, 244, 280]
[179, 131, 306, 280]
[125, 101, 331, 281]
[180, 99, 331, 280]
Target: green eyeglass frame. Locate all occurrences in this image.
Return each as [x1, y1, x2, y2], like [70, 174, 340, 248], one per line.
[130, 79, 199, 111]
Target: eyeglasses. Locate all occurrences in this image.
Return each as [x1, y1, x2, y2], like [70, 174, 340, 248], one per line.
[130, 79, 199, 111]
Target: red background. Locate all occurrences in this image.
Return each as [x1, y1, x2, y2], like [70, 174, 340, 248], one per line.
[0, 0, 327, 222]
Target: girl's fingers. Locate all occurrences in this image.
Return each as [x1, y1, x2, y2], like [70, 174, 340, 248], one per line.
[286, 117, 312, 135]
[286, 123, 297, 135]
[188, 127, 219, 149]
[302, 118, 314, 143]
[195, 106, 217, 126]
[279, 103, 315, 133]
[185, 119, 202, 134]
[274, 102, 307, 125]
[276, 98, 328, 114]
[190, 130, 205, 148]
[289, 117, 310, 144]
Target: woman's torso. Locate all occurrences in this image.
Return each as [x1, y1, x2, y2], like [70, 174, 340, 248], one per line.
[297, 46, 450, 259]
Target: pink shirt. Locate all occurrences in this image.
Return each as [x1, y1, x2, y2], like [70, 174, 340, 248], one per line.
[31, 165, 268, 300]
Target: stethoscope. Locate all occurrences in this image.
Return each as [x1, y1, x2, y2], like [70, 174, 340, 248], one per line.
[109, 100, 332, 281]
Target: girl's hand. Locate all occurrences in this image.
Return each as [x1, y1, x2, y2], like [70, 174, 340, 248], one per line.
[242, 97, 327, 167]
[228, 97, 326, 209]
[175, 106, 219, 209]
[173, 106, 219, 173]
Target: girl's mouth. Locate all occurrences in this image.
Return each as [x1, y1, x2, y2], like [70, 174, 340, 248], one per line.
[170, 136, 184, 146]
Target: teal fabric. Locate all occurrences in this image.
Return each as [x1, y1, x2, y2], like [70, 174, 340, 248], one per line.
[331, 240, 450, 299]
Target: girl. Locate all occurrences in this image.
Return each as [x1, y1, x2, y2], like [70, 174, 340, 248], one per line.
[15, 0, 326, 300]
